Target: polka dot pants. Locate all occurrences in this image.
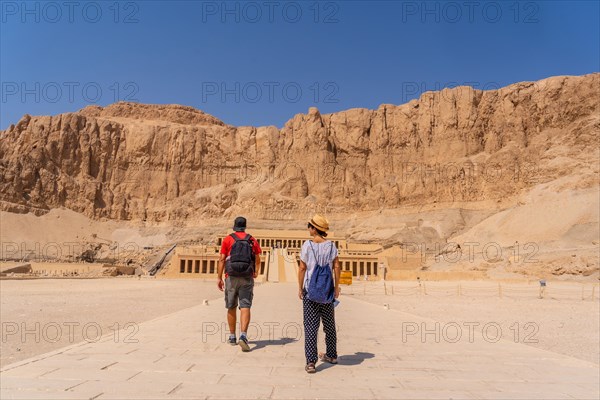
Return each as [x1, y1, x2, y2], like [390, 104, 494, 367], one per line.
[303, 295, 337, 364]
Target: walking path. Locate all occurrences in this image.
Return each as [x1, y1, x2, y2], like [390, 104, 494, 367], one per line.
[1, 283, 598, 399]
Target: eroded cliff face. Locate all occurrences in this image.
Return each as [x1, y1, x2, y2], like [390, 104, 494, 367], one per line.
[0, 74, 598, 222]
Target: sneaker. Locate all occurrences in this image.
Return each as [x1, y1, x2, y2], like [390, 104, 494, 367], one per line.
[228, 336, 237, 345]
[238, 335, 250, 352]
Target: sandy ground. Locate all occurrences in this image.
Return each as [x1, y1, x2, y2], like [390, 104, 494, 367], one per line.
[345, 281, 600, 365]
[0, 278, 222, 367]
[2, 278, 598, 369]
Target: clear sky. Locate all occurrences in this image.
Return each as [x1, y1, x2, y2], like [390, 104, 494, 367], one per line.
[1, 0, 598, 129]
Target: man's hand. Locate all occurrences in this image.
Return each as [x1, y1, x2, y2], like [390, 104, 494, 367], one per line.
[334, 286, 341, 299]
[217, 278, 224, 291]
[298, 288, 304, 300]
[253, 270, 258, 279]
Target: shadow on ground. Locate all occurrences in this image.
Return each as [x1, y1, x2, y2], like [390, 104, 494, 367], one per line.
[251, 337, 298, 351]
[319, 352, 375, 371]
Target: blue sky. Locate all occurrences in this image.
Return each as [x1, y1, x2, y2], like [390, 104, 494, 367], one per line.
[1, 0, 598, 129]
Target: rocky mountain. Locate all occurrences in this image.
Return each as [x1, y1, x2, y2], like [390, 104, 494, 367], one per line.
[0, 74, 598, 224]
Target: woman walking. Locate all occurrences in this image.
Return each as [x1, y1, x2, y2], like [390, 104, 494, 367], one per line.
[298, 214, 341, 373]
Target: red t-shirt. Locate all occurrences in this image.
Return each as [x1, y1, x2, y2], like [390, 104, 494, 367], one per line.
[220, 232, 261, 278]
[220, 232, 262, 257]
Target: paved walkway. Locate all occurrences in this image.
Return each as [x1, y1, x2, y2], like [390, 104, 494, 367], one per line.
[1, 283, 598, 399]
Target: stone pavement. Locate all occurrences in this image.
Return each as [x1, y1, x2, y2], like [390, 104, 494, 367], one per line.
[1, 283, 598, 399]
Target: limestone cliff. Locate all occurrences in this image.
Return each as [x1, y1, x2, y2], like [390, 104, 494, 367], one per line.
[1, 74, 598, 222]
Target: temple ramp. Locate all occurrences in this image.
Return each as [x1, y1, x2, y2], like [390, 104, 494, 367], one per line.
[266, 249, 279, 282]
[281, 249, 298, 283]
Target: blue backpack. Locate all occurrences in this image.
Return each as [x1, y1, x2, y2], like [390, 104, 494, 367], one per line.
[306, 241, 335, 303]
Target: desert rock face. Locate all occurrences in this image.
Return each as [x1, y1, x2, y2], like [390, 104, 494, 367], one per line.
[0, 74, 598, 224]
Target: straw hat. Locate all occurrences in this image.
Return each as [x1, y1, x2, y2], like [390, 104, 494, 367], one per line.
[309, 214, 329, 232]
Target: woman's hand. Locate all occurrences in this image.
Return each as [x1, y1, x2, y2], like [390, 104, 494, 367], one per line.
[334, 286, 341, 299]
[298, 288, 304, 300]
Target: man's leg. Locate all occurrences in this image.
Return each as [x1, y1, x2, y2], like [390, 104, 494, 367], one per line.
[240, 308, 251, 333]
[237, 277, 254, 351]
[224, 277, 239, 342]
[227, 307, 237, 335]
[238, 277, 255, 334]
[238, 307, 251, 351]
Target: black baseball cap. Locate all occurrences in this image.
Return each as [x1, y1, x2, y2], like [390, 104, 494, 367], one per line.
[233, 216, 247, 232]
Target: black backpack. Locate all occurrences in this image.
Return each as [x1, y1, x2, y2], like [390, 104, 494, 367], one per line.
[226, 233, 255, 277]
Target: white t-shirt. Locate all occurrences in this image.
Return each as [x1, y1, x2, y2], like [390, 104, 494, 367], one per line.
[300, 240, 338, 288]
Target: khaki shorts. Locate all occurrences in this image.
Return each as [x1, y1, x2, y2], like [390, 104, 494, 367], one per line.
[225, 276, 254, 309]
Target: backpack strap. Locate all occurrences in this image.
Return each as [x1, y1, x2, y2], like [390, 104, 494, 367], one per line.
[308, 241, 318, 260]
[308, 241, 335, 266]
[329, 242, 336, 286]
[230, 233, 252, 243]
[305, 241, 317, 289]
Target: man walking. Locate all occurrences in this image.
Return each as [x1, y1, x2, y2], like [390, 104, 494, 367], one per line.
[217, 216, 261, 351]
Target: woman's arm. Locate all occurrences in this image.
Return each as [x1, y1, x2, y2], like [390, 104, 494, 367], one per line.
[333, 256, 341, 298]
[298, 260, 307, 300]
